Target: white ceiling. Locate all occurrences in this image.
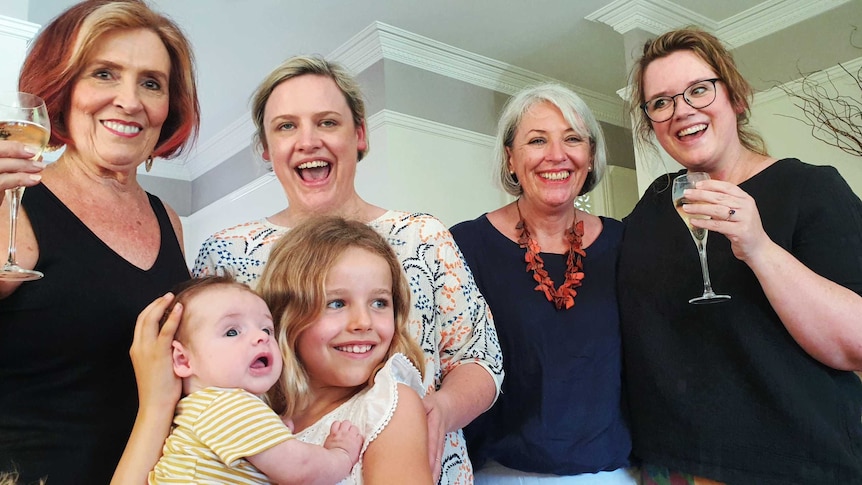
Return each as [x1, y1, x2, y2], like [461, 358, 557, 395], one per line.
[26, 0, 862, 180]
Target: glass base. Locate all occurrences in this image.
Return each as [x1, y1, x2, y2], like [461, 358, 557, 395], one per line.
[0, 264, 43, 281]
[689, 293, 731, 304]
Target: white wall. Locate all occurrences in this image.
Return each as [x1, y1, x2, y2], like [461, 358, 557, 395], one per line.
[0, 14, 39, 93]
[751, 58, 862, 196]
[181, 110, 505, 267]
[594, 165, 638, 219]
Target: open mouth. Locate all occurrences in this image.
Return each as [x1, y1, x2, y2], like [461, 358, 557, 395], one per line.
[677, 123, 707, 139]
[250, 355, 270, 369]
[296, 160, 331, 181]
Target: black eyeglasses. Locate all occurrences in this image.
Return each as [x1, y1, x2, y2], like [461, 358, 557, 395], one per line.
[641, 78, 720, 123]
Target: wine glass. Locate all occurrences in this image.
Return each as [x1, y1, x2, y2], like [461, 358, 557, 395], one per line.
[672, 172, 730, 304]
[0, 92, 50, 281]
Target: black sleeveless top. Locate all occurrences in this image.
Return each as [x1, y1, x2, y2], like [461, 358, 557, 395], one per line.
[0, 183, 190, 485]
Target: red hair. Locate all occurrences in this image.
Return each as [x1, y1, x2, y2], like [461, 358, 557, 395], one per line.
[19, 0, 199, 158]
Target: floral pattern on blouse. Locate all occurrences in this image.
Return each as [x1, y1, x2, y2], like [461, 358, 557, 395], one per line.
[193, 210, 504, 485]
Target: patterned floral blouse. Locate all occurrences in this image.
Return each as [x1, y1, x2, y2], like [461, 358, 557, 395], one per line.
[193, 210, 505, 485]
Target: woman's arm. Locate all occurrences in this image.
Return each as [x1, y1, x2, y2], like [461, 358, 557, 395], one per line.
[415, 215, 504, 477]
[362, 383, 433, 484]
[689, 178, 862, 370]
[423, 362, 496, 475]
[111, 294, 183, 484]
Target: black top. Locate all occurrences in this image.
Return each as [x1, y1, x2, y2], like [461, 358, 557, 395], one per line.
[0, 183, 190, 485]
[451, 214, 631, 475]
[619, 159, 862, 484]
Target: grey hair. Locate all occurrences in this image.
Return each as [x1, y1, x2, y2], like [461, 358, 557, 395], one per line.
[496, 83, 607, 197]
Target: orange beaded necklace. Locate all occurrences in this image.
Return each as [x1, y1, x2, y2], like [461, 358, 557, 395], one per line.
[515, 199, 585, 310]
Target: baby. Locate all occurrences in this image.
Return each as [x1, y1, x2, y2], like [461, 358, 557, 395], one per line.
[148, 276, 362, 484]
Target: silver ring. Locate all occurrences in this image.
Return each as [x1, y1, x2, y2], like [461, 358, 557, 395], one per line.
[726, 208, 736, 221]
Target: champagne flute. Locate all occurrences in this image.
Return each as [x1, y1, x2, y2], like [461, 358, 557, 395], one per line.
[0, 92, 50, 281]
[672, 172, 730, 304]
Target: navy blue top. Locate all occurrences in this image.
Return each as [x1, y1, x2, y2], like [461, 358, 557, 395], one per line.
[451, 214, 631, 475]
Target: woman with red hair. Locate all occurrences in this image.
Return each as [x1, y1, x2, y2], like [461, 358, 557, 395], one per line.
[0, 1, 199, 483]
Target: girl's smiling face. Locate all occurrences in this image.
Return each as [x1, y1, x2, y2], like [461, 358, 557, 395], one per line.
[296, 246, 395, 392]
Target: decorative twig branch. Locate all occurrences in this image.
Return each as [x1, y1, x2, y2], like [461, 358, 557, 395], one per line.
[775, 27, 862, 158]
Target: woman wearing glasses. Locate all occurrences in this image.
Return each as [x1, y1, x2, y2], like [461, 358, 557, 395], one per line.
[619, 27, 862, 484]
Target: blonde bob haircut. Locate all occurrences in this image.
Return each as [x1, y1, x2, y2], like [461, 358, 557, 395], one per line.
[497, 83, 607, 197]
[250, 55, 369, 161]
[257, 216, 423, 417]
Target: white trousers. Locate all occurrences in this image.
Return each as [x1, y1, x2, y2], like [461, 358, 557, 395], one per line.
[474, 461, 640, 485]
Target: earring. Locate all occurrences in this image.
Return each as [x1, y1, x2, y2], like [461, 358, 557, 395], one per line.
[588, 165, 592, 172]
[145, 155, 154, 172]
[509, 171, 519, 185]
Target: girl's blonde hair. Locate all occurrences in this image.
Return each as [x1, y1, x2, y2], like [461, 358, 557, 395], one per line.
[257, 216, 424, 416]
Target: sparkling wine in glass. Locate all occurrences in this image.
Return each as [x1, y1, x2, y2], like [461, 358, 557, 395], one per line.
[0, 92, 50, 281]
[672, 172, 730, 304]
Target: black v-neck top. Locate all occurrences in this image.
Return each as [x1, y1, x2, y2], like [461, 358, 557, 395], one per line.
[0, 183, 189, 484]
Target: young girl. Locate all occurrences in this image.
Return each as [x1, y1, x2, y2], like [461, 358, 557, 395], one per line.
[149, 276, 363, 484]
[113, 217, 433, 484]
[257, 216, 432, 484]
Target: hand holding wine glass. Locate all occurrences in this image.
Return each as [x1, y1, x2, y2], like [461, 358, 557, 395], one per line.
[672, 172, 730, 304]
[0, 91, 50, 281]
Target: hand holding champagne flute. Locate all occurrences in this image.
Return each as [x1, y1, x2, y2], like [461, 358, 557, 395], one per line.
[672, 172, 730, 304]
[0, 92, 50, 281]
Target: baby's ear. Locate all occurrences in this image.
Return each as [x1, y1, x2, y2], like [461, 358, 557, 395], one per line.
[172, 340, 194, 378]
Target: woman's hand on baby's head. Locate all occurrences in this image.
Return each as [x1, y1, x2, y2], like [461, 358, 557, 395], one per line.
[131, 293, 183, 411]
[324, 420, 364, 467]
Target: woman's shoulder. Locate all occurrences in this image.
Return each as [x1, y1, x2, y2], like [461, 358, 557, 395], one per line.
[450, 213, 490, 235]
[372, 210, 456, 248]
[205, 218, 279, 240]
[749, 157, 848, 190]
[374, 209, 446, 231]
[597, 215, 624, 233]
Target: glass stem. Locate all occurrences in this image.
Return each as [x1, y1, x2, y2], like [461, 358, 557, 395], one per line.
[695, 238, 716, 296]
[5, 186, 24, 266]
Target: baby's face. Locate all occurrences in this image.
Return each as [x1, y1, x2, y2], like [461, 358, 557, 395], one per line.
[179, 286, 282, 395]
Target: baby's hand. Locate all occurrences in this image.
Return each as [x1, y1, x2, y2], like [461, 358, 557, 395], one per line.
[324, 420, 363, 467]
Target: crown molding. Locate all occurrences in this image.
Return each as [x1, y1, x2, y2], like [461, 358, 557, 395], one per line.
[183, 21, 625, 181]
[367, 109, 495, 148]
[169, 111, 256, 181]
[717, 0, 852, 48]
[585, 0, 715, 36]
[755, 55, 862, 105]
[332, 21, 626, 127]
[0, 15, 39, 41]
[586, 0, 850, 48]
